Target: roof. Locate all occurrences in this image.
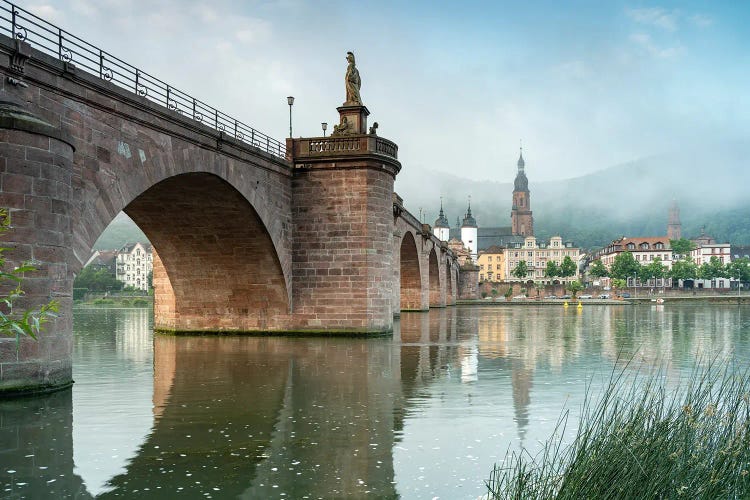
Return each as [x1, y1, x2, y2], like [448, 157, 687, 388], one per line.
[514, 170, 529, 192]
[479, 245, 505, 255]
[119, 242, 153, 254]
[461, 204, 477, 228]
[84, 249, 117, 268]
[434, 204, 449, 228]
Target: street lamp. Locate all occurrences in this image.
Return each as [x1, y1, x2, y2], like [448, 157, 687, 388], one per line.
[287, 96, 294, 138]
[321, 122, 327, 137]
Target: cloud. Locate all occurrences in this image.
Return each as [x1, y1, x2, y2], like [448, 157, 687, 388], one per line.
[629, 32, 684, 59]
[626, 7, 679, 32]
[689, 14, 714, 28]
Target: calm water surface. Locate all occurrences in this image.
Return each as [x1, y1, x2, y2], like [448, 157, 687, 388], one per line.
[2, 304, 750, 499]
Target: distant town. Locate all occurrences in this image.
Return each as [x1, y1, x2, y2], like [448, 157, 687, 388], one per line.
[429, 149, 750, 297]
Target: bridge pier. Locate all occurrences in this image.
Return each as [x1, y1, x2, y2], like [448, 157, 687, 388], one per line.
[288, 104, 401, 334]
[0, 93, 76, 394]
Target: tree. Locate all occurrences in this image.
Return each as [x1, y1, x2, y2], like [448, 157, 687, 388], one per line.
[73, 265, 123, 292]
[698, 256, 728, 280]
[670, 238, 695, 259]
[147, 270, 153, 289]
[670, 259, 698, 281]
[0, 210, 58, 341]
[589, 259, 608, 278]
[727, 257, 750, 283]
[610, 252, 641, 280]
[566, 280, 584, 299]
[642, 257, 667, 280]
[612, 278, 627, 290]
[560, 256, 577, 278]
[511, 260, 529, 280]
[544, 261, 560, 279]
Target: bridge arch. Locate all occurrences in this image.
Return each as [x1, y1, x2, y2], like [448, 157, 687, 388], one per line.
[120, 172, 290, 331]
[399, 232, 423, 311]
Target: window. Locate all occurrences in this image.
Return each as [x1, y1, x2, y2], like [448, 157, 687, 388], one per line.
[528, 251, 533, 257]
[480, 264, 484, 270]
[496, 264, 502, 270]
[627, 243, 635, 250]
[488, 256, 493, 262]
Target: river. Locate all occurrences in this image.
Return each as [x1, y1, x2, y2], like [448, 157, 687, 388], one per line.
[2, 304, 749, 498]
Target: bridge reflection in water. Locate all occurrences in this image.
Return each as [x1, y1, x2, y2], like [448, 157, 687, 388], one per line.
[2, 305, 750, 498]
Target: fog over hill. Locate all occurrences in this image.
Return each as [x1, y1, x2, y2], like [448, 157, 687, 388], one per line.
[395, 140, 750, 249]
[92, 141, 750, 254]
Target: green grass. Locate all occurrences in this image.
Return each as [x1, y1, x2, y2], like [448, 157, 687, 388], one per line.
[486, 360, 750, 499]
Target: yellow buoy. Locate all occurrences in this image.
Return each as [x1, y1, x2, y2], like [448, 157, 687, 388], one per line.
[563, 301, 569, 308]
[577, 301, 583, 308]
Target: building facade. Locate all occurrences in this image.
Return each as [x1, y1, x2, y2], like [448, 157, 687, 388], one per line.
[477, 246, 506, 282]
[506, 236, 580, 283]
[691, 243, 731, 266]
[596, 237, 674, 271]
[116, 242, 153, 291]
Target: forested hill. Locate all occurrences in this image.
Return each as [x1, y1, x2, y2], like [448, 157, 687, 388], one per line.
[92, 212, 148, 251]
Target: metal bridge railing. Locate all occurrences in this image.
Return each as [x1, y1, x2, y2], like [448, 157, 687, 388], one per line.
[0, 0, 287, 160]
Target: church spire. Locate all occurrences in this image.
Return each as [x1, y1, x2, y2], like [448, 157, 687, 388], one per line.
[517, 145, 525, 172]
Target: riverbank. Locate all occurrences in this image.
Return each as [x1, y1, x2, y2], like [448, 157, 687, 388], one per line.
[74, 296, 153, 308]
[459, 295, 750, 306]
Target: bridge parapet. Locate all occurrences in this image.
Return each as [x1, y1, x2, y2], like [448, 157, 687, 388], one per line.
[0, 0, 286, 159]
[289, 135, 398, 162]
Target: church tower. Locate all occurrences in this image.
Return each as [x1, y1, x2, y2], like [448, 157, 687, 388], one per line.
[511, 148, 534, 236]
[461, 199, 478, 260]
[667, 199, 681, 240]
[433, 199, 450, 242]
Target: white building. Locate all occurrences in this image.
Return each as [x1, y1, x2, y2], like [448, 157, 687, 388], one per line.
[691, 243, 731, 266]
[116, 242, 153, 291]
[460, 202, 478, 261]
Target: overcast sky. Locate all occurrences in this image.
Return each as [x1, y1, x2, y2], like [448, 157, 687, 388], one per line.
[17, 0, 749, 182]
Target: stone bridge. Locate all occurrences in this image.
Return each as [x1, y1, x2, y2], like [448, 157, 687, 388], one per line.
[0, 12, 471, 395]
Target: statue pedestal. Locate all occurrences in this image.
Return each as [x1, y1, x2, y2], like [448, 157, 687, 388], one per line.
[336, 105, 369, 135]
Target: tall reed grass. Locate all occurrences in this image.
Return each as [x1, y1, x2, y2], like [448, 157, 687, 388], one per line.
[486, 360, 750, 499]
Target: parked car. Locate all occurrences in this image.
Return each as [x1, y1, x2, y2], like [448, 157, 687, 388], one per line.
[620, 292, 631, 298]
[599, 293, 610, 299]
[544, 295, 557, 299]
[579, 294, 593, 299]
[560, 294, 572, 300]
[512, 295, 527, 300]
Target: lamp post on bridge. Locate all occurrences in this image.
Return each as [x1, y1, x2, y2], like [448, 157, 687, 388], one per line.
[287, 96, 294, 137]
[322, 122, 327, 137]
